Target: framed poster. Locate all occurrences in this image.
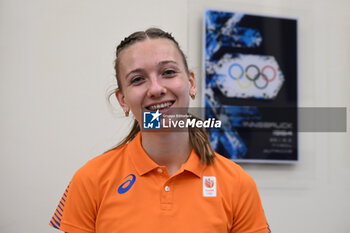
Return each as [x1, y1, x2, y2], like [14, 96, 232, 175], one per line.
[203, 9, 298, 163]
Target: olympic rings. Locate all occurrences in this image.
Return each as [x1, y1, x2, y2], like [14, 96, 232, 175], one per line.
[245, 64, 260, 81]
[228, 63, 243, 80]
[236, 72, 253, 89]
[253, 72, 268, 89]
[261, 65, 277, 82]
[227, 63, 277, 90]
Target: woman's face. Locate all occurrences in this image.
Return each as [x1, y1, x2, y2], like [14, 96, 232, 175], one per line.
[116, 38, 196, 125]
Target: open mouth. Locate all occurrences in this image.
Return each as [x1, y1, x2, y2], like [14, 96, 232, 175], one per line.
[145, 101, 175, 111]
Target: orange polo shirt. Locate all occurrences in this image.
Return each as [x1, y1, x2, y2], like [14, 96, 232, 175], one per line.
[49, 133, 270, 233]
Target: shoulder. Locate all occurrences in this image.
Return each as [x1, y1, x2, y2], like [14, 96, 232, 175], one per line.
[210, 153, 257, 190]
[72, 145, 129, 182]
[212, 153, 252, 179]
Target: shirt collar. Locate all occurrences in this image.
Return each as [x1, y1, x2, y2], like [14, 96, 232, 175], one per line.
[181, 149, 205, 178]
[127, 132, 206, 177]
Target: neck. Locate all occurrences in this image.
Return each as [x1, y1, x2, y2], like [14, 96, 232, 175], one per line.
[141, 131, 192, 176]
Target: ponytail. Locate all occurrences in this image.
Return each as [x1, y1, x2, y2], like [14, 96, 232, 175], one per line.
[188, 115, 215, 164]
[116, 119, 140, 146]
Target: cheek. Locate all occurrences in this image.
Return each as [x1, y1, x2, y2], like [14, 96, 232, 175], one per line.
[171, 78, 191, 95]
[124, 88, 145, 113]
[126, 96, 143, 123]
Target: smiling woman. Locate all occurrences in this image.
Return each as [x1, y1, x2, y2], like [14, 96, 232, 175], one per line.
[49, 28, 271, 233]
[113, 28, 215, 165]
[116, 38, 194, 127]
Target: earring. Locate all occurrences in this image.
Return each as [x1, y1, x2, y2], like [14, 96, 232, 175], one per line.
[124, 108, 130, 117]
[190, 93, 196, 100]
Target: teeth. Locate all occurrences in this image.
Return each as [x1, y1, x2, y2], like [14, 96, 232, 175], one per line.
[148, 102, 173, 110]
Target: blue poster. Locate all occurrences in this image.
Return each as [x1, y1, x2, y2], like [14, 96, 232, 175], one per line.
[203, 9, 298, 163]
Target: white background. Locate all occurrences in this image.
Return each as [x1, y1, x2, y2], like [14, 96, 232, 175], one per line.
[0, 0, 349, 232]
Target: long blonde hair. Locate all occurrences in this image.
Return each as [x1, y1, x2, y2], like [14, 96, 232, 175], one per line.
[112, 28, 215, 164]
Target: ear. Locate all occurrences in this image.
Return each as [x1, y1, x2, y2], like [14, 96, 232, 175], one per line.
[188, 70, 197, 97]
[115, 88, 129, 113]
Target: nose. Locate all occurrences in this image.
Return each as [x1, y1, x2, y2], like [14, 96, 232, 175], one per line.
[147, 76, 166, 98]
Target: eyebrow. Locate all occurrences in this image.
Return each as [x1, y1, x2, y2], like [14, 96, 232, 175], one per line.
[126, 68, 143, 79]
[125, 60, 179, 79]
[158, 60, 178, 66]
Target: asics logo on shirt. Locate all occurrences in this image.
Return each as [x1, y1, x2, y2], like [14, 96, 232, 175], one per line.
[118, 174, 136, 194]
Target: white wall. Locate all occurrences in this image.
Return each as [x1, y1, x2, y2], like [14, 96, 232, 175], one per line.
[0, 0, 349, 232]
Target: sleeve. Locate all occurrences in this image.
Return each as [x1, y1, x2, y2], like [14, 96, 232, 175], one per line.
[49, 165, 98, 233]
[231, 169, 271, 233]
